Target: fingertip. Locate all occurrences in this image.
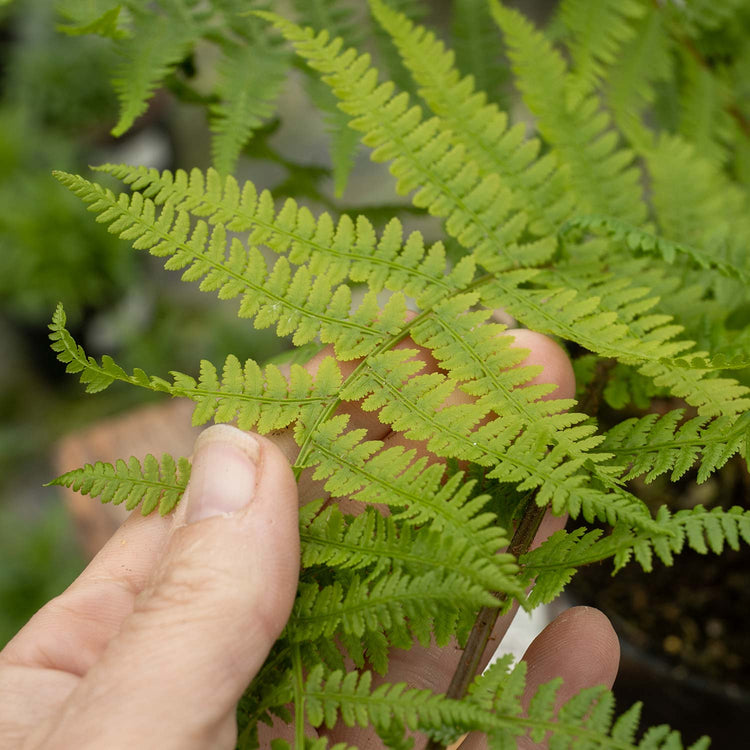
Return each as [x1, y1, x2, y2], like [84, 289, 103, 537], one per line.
[522, 605, 620, 705]
[503, 329, 576, 401]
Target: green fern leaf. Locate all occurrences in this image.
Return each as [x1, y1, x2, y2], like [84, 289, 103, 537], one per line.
[522, 504, 750, 582]
[48, 303, 172, 394]
[667, 0, 750, 36]
[600, 410, 750, 483]
[259, 9, 554, 272]
[110, 4, 200, 136]
[606, 7, 673, 149]
[560, 214, 750, 285]
[90, 164, 473, 306]
[302, 665, 485, 744]
[53, 171, 407, 360]
[559, 0, 646, 94]
[299, 501, 518, 595]
[57, 4, 127, 39]
[210, 37, 289, 175]
[490, 0, 647, 225]
[50, 306, 342, 431]
[47, 453, 190, 515]
[369, 0, 572, 238]
[302, 416, 517, 565]
[481, 269, 750, 417]
[289, 570, 498, 667]
[451, 0, 509, 105]
[678, 52, 733, 166]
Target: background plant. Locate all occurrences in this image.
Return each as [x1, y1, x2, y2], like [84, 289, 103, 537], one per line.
[7, 0, 750, 747]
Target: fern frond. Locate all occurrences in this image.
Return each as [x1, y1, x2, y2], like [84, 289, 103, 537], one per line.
[465, 656, 707, 749]
[259, 10, 555, 272]
[302, 417, 517, 567]
[50, 305, 343, 430]
[210, 37, 289, 175]
[678, 52, 733, 166]
[560, 214, 750, 285]
[303, 75, 361, 198]
[606, 7, 673, 149]
[289, 569, 498, 660]
[522, 504, 750, 596]
[49, 303, 171, 394]
[111, 4, 200, 136]
[335, 349, 656, 530]
[481, 270, 750, 417]
[264, 6, 749, 419]
[559, 0, 646, 94]
[56, 4, 127, 39]
[301, 665, 481, 744]
[369, 0, 572, 237]
[451, 0, 509, 105]
[601, 410, 750, 483]
[90, 163, 475, 306]
[667, 0, 750, 36]
[299, 501, 518, 595]
[53, 171, 408, 361]
[409, 295, 625, 481]
[646, 135, 750, 262]
[47, 453, 190, 516]
[660, 504, 750, 559]
[518, 527, 613, 607]
[490, 0, 648, 225]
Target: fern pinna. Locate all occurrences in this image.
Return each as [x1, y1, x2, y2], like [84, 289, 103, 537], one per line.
[49, 1, 750, 748]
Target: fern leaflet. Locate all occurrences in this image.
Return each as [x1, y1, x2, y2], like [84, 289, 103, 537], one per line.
[48, 453, 190, 516]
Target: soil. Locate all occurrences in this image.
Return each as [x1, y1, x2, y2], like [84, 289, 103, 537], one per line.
[571, 544, 750, 688]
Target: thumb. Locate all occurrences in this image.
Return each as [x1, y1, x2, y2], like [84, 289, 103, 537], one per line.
[50, 425, 300, 750]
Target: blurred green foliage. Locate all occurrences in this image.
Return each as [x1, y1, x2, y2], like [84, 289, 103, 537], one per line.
[0, 503, 85, 648]
[0, 0, 135, 323]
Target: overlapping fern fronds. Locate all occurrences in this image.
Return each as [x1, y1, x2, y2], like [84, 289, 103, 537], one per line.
[49, 1, 750, 747]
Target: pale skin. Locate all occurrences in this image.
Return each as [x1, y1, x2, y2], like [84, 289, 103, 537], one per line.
[0, 328, 619, 749]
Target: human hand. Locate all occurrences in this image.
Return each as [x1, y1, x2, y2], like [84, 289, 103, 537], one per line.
[0, 328, 619, 750]
[0, 426, 299, 750]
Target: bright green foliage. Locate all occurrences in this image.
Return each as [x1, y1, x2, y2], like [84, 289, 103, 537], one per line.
[521, 503, 750, 604]
[49, 1, 750, 747]
[560, 214, 750, 286]
[57, 1, 291, 173]
[300, 500, 519, 595]
[490, 0, 648, 226]
[601, 410, 750, 484]
[57, 4, 126, 39]
[48, 453, 191, 515]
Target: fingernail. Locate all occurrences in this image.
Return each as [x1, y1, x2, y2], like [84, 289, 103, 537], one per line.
[186, 425, 259, 523]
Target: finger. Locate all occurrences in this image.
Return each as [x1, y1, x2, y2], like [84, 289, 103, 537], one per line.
[458, 606, 620, 750]
[32, 425, 300, 750]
